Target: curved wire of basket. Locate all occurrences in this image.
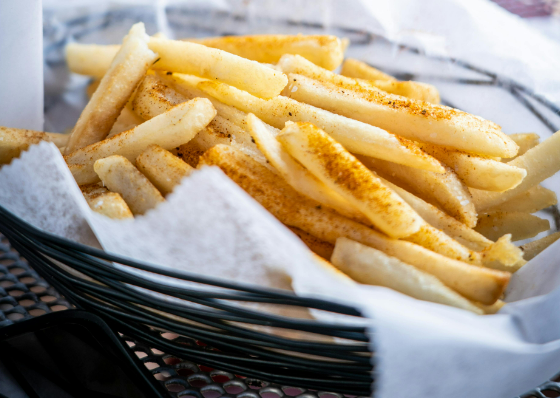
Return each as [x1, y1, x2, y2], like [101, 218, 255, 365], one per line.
[0, 204, 373, 395]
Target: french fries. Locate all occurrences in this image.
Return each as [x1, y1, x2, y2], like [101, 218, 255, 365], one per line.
[288, 227, 334, 260]
[66, 44, 120, 79]
[65, 98, 216, 185]
[107, 106, 145, 138]
[65, 23, 158, 153]
[282, 73, 518, 158]
[471, 130, 560, 211]
[277, 122, 423, 238]
[136, 145, 194, 195]
[80, 184, 133, 219]
[484, 185, 557, 214]
[475, 212, 550, 242]
[94, 155, 164, 215]
[197, 79, 445, 173]
[340, 58, 396, 82]
[521, 231, 560, 261]
[503, 133, 540, 160]
[185, 35, 345, 71]
[331, 238, 483, 314]
[0, 127, 68, 164]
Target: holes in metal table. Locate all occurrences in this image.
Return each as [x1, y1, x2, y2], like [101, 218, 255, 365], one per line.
[542, 389, 560, 397]
[201, 384, 225, 398]
[224, 381, 247, 394]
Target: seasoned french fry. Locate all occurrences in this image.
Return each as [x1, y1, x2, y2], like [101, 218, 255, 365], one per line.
[521, 231, 560, 261]
[485, 185, 557, 214]
[94, 155, 164, 215]
[65, 98, 216, 185]
[331, 238, 483, 314]
[278, 54, 440, 103]
[80, 184, 133, 219]
[475, 212, 550, 242]
[481, 235, 526, 273]
[0, 127, 68, 164]
[417, 142, 527, 192]
[360, 155, 478, 228]
[66, 44, 120, 79]
[340, 58, 396, 81]
[471, 131, 560, 211]
[197, 79, 445, 173]
[200, 144, 510, 304]
[107, 106, 145, 138]
[288, 227, 334, 260]
[278, 122, 423, 238]
[148, 38, 287, 99]
[136, 144, 194, 195]
[503, 133, 540, 160]
[131, 74, 189, 120]
[185, 35, 344, 71]
[282, 73, 518, 158]
[65, 23, 158, 153]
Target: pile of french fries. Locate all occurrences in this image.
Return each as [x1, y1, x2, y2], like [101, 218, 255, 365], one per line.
[2, 23, 560, 315]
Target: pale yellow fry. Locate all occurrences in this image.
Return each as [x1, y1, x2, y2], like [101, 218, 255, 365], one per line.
[94, 155, 164, 215]
[475, 212, 550, 242]
[331, 238, 483, 314]
[65, 98, 216, 185]
[107, 106, 145, 138]
[521, 231, 560, 261]
[136, 144, 194, 195]
[485, 185, 557, 214]
[80, 184, 133, 219]
[148, 38, 287, 99]
[278, 54, 440, 103]
[197, 79, 445, 173]
[418, 142, 527, 192]
[340, 58, 396, 81]
[0, 127, 68, 164]
[503, 133, 540, 160]
[471, 130, 560, 211]
[185, 35, 344, 71]
[360, 155, 477, 228]
[66, 44, 119, 79]
[65, 23, 158, 153]
[282, 73, 518, 158]
[288, 227, 334, 260]
[247, 114, 364, 221]
[278, 122, 423, 238]
[131, 74, 189, 120]
[481, 235, 526, 273]
[200, 144, 510, 304]
[474, 300, 505, 315]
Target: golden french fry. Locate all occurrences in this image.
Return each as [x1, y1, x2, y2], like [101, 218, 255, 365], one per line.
[106, 107, 144, 138]
[136, 144, 194, 195]
[521, 231, 560, 261]
[66, 44, 120, 79]
[278, 54, 440, 103]
[94, 155, 164, 215]
[331, 238, 483, 314]
[185, 35, 344, 71]
[360, 155, 477, 228]
[503, 133, 540, 160]
[278, 122, 423, 238]
[481, 235, 526, 272]
[66, 98, 216, 185]
[65, 23, 158, 153]
[200, 145, 509, 304]
[80, 183, 133, 219]
[474, 299, 505, 315]
[288, 227, 334, 260]
[282, 73, 518, 158]
[475, 212, 550, 242]
[0, 127, 69, 164]
[340, 58, 396, 81]
[471, 130, 560, 211]
[197, 79, 445, 173]
[148, 38, 287, 99]
[86, 79, 101, 98]
[418, 142, 527, 192]
[485, 185, 557, 214]
[131, 74, 189, 120]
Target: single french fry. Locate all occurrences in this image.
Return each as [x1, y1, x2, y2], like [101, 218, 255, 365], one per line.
[474, 299, 505, 315]
[418, 142, 527, 192]
[0, 127, 68, 164]
[80, 184, 133, 219]
[475, 212, 550, 242]
[65, 98, 216, 185]
[65, 23, 158, 153]
[340, 58, 396, 81]
[282, 73, 518, 158]
[131, 74, 189, 120]
[360, 155, 477, 228]
[200, 145, 510, 304]
[485, 185, 557, 214]
[502, 133, 540, 160]
[471, 131, 560, 211]
[66, 44, 120, 79]
[86, 79, 101, 98]
[278, 122, 423, 238]
[288, 227, 334, 260]
[521, 231, 560, 261]
[107, 106, 145, 138]
[136, 144, 194, 195]
[148, 38, 287, 99]
[481, 235, 526, 273]
[331, 238, 483, 314]
[94, 155, 164, 215]
[185, 35, 344, 71]
[278, 54, 440, 103]
[197, 79, 445, 173]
